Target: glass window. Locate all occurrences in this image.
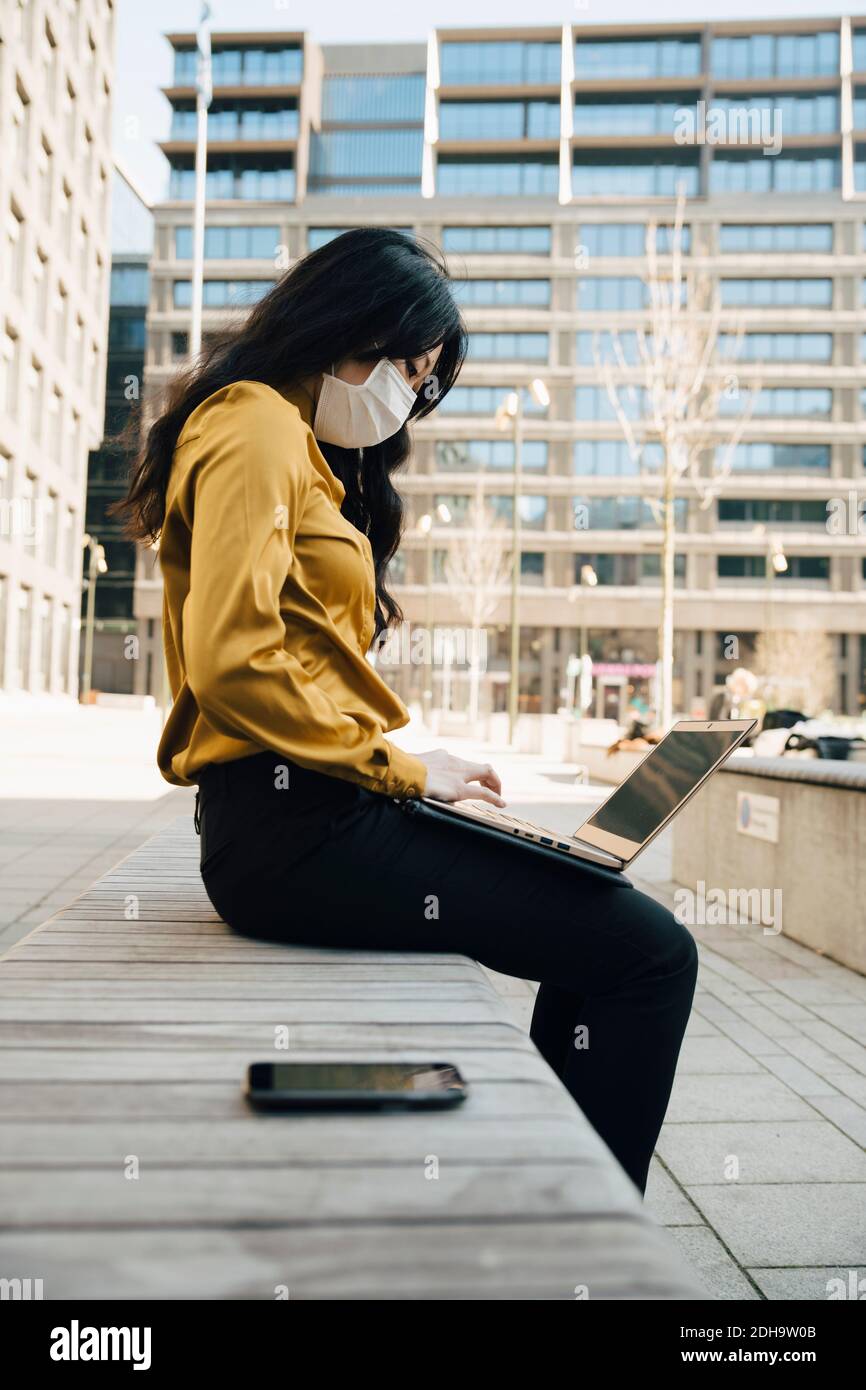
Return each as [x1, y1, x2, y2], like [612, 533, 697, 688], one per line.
[437, 157, 559, 197]
[712, 32, 838, 79]
[574, 37, 701, 79]
[169, 162, 295, 201]
[187, 45, 302, 86]
[571, 553, 686, 585]
[211, 48, 242, 84]
[573, 440, 663, 476]
[574, 495, 686, 530]
[719, 223, 833, 253]
[717, 332, 832, 363]
[173, 279, 273, 308]
[575, 385, 648, 421]
[310, 182, 423, 196]
[171, 105, 299, 141]
[722, 443, 830, 473]
[309, 129, 424, 184]
[573, 154, 700, 197]
[718, 555, 829, 580]
[109, 264, 148, 305]
[718, 498, 827, 525]
[520, 552, 545, 584]
[576, 276, 646, 311]
[852, 88, 866, 128]
[442, 225, 551, 255]
[435, 440, 548, 472]
[718, 387, 831, 418]
[486, 494, 547, 527]
[711, 151, 839, 195]
[16, 585, 33, 690]
[322, 74, 424, 123]
[453, 279, 550, 307]
[578, 223, 644, 258]
[439, 100, 559, 141]
[640, 554, 687, 585]
[438, 385, 549, 417]
[577, 223, 690, 258]
[440, 41, 560, 87]
[173, 48, 197, 85]
[720, 278, 832, 307]
[108, 314, 146, 351]
[712, 92, 838, 136]
[175, 225, 280, 259]
[573, 97, 699, 137]
[576, 330, 646, 365]
[467, 332, 549, 363]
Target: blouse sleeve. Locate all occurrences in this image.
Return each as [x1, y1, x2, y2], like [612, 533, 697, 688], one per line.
[181, 383, 427, 798]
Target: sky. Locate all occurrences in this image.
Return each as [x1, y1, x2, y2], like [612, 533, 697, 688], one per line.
[114, 0, 848, 204]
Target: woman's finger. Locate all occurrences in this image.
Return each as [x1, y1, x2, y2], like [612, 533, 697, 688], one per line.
[460, 783, 506, 808]
[466, 762, 502, 794]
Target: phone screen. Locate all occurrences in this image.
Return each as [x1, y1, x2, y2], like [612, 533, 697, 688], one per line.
[248, 1061, 465, 1097]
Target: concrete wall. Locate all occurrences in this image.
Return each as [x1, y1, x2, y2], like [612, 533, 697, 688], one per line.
[672, 759, 866, 974]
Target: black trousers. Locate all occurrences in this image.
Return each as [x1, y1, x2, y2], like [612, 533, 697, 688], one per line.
[197, 752, 698, 1194]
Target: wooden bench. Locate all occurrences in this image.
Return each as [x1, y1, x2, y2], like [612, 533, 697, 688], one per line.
[0, 816, 702, 1300]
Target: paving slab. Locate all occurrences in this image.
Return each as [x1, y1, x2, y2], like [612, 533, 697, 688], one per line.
[667, 1226, 762, 1301]
[656, 1121, 866, 1186]
[748, 1266, 866, 1301]
[684, 1184, 866, 1267]
[666, 1073, 815, 1125]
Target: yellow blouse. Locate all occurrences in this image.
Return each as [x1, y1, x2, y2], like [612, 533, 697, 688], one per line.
[156, 379, 428, 799]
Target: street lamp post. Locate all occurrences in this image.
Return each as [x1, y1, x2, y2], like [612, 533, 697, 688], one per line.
[80, 533, 107, 703]
[754, 525, 787, 631]
[417, 503, 451, 723]
[496, 378, 548, 746]
[190, 4, 213, 359]
[567, 562, 598, 726]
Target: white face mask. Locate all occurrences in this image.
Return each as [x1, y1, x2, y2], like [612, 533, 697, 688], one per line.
[313, 358, 417, 449]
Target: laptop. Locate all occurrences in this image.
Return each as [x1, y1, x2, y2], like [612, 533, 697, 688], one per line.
[415, 719, 756, 873]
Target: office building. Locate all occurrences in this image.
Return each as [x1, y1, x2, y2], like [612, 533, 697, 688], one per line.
[139, 18, 866, 719]
[80, 165, 153, 695]
[0, 0, 115, 697]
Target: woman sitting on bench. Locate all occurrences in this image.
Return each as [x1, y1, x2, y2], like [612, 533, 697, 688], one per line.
[114, 229, 698, 1196]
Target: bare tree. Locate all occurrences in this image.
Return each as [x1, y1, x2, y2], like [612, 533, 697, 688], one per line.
[753, 629, 836, 717]
[594, 189, 759, 729]
[443, 477, 511, 724]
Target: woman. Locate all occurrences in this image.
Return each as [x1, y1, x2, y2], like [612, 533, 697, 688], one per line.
[117, 229, 697, 1195]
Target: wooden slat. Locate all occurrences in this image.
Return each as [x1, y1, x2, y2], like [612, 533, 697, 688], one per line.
[0, 999, 511, 1024]
[0, 1163, 639, 1227]
[0, 1077, 569, 1121]
[0, 1021, 523, 1048]
[0, 1223, 695, 1300]
[0, 1116, 609, 1167]
[0, 1046, 558, 1085]
[0, 977, 491, 1000]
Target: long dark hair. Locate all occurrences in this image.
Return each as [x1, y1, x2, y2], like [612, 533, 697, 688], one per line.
[114, 228, 467, 633]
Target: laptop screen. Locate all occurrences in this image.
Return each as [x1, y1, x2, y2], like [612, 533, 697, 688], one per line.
[584, 727, 745, 846]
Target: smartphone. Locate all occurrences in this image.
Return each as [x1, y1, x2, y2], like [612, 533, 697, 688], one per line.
[245, 1061, 468, 1111]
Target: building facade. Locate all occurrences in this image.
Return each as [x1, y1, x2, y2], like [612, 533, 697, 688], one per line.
[80, 166, 152, 695]
[139, 18, 866, 719]
[0, 0, 115, 697]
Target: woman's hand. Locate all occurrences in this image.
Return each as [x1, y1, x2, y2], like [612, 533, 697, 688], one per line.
[416, 748, 506, 808]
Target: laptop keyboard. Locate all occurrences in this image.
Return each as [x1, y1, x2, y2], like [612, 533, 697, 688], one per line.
[464, 802, 561, 839]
